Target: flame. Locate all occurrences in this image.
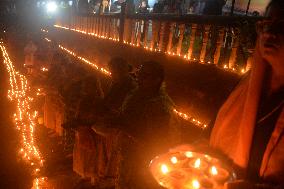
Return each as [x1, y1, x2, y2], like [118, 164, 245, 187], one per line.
[0, 43, 45, 188]
[194, 158, 201, 168]
[161, 164, 169, 174]
[185, 151, 193, 158]
[192, 179, 200, 189]
[171, 156, 178, 164]
[211, 166, 218, 175]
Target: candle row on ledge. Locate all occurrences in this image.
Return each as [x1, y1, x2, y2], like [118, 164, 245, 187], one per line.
[52, 24, 247, 75]
[58, 44, 112, 76]
[0, 43, 46, 188]
[43, 37, 207, 130]
[173, 109, 207, 129]
[53, 25, 120, 42]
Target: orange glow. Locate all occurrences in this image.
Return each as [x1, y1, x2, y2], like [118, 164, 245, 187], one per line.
[192, 179, 200, 189]
[194, 158, 201, 168]
[185, 151, 193, 158]
[58, 45, 111, 76]
[173, 109, 207, 130]
[211, 166, 218, 175]
[161, 164, 169, 174]
[0, 42, 45, 188]
[171, 156, 178, 164]
[54, 24, 246, 74]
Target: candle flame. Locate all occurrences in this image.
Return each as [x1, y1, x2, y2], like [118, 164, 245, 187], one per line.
[185, 151, 193, 158]
[161, 164, 169, 174]
[192, 179, 200, 189]
[171, 156, 178, 164]
[194, 158, 201, 168]
[211, 166, 218, 175]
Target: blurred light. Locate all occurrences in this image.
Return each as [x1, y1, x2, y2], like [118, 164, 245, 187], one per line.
[161, 164, 169, 174]
[68, 1, 73, 6]
[46, 2, 57, 12]
[171, 156, 178, 164]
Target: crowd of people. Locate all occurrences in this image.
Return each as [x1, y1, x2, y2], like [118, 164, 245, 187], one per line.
[76, 0, 228, 15]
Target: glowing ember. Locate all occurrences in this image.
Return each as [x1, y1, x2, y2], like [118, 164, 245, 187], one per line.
[211, 166, 218, 175]
[161, 164, 169, 174]
[194, 158, 201, 168]
[171, 156, 178, 164]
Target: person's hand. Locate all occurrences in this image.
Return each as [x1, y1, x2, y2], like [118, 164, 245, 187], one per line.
[225, 180, 255, 189]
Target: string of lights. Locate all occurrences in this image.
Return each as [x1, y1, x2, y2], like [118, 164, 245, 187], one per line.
[44, 36, 207, 129]
[53, 25, 247, 74]
[0, 43, 46, 188]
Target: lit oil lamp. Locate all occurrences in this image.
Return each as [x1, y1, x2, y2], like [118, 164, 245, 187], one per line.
[170, 153, 189, 167]
[189, 158, 208, 171]
[161, 164, 169, 174]
[171, 156, 178, 164]
[184, 179, 200, 189]
[209, 165, 229, 183]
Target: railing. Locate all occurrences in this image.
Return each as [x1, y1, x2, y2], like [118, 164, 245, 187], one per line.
[55, 12, 261, 73]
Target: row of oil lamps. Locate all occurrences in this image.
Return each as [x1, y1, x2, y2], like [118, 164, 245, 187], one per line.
[151, 151, 231, 189]
[53, 24, 247, 75]
[0, 43, 47, 189]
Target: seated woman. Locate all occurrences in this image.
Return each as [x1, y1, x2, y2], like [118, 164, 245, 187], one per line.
[174, 1, 284, 188]
[94, 61, 175, 188]
[73, 57, 136, 185]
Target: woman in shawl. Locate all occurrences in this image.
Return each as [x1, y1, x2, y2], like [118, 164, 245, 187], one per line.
[212, 0, 284, 188]
[174, 1, 284, 188]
